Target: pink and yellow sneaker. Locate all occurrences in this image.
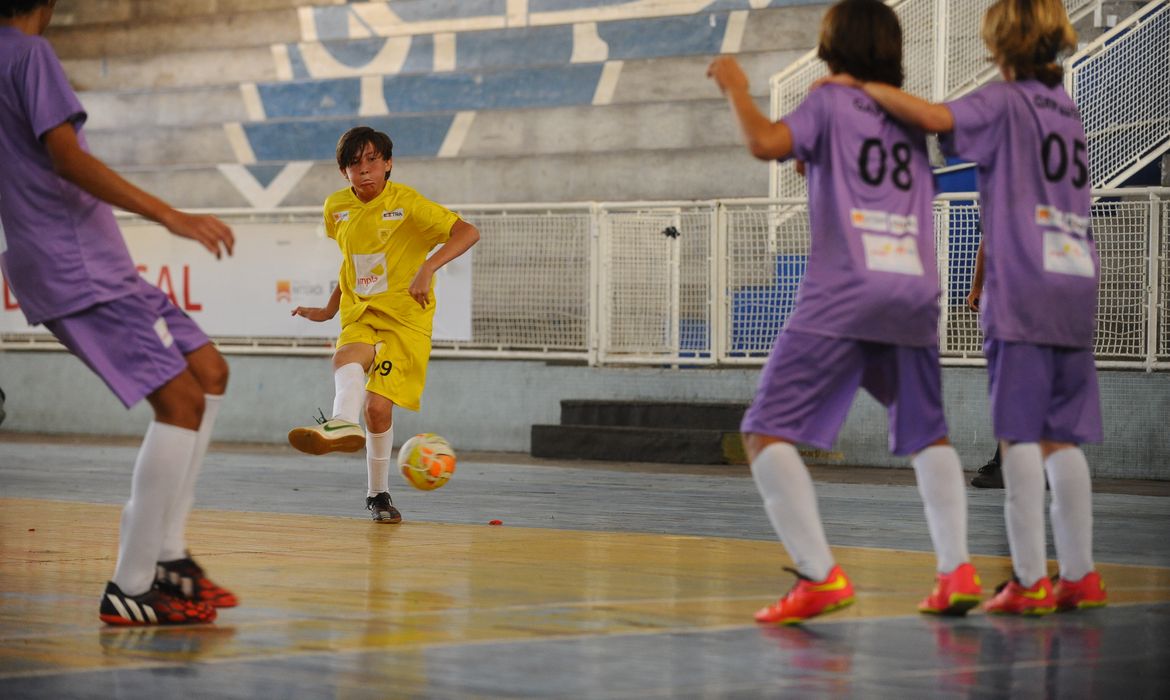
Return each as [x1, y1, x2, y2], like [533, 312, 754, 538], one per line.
[918, 562, 982, 616]
[755, 565, 855, 625]
[1054, 571, 1107, 612]
[984, 576, 1057, 616]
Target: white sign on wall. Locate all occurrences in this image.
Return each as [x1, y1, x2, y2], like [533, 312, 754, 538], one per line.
[0, 220, 472, 342]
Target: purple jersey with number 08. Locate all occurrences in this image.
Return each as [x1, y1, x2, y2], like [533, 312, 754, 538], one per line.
[780, 85, 940, 347]
[942, 80, 1098, 349]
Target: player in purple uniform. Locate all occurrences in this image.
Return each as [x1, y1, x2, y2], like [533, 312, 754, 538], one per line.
[708, 0, 980, 625]
[1, 0, 239, 625]
[826, 0, 1107, 615]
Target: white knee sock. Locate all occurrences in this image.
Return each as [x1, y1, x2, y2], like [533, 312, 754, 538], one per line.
[1002, 443, 1048, 587]
[158, 394, 223, 562]
[112, 422, 198, 595]
[911, 445, 970, 573]
[1044, 447, 1095, 581]
[750, 442, 835, 582]
[366, 427, 393, 497]
[332, 363, 366, 424]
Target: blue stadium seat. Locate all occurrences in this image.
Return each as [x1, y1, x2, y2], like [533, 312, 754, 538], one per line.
[729, 254, 806, 353]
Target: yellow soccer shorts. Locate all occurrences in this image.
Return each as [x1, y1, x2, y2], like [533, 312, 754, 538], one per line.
[336, 310, 431, 411]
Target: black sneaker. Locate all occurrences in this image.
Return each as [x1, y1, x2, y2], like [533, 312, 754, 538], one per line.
[156, 556, 239, 608]
[971, 457, 1049, 489]
[970, 460, 1004, 489]
[366, 492, 402, 524]
[99, 581, 216, 626]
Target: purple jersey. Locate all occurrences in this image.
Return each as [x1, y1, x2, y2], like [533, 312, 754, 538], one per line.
[942, 81, 1098, 348]
[0, 27, 138, 325]
[780, 85, 940, 347]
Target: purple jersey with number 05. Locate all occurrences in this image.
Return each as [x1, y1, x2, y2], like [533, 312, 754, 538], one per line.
[780, 85, 940, 347]
[0, 26, 139, 325]
[942, 80, 1098, 349]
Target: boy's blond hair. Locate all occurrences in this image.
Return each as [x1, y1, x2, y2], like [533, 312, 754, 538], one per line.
[982, 0, 1077, 87]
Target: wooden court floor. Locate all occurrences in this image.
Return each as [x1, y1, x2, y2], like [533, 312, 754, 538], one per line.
[2, 437, 1169, 698]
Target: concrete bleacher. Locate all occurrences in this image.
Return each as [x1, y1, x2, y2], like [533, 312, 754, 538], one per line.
[48, 0, 330, 27]
[49, 0, 829, 208]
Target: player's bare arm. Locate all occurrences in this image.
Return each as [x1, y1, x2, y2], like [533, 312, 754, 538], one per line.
[865, 82, 954, 134]
[813, 73, 954, 134]
[967, 241, 986, 312]
[292, 285, 341, 321]
[408, 220, 480, 308]
[42, 122, 235, 258]
[811, 72, 862, 91]
[707, 56, 793, 161]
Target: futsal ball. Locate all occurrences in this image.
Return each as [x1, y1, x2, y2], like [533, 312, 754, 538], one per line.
[398, 433, 457, 491]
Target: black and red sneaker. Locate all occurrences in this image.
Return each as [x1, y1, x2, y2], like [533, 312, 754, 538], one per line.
[156, 556, 239, 608]
[99, 581, 216, 626]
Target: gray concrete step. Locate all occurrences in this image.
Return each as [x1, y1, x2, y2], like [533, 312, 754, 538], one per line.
[80, 85, 250, 130]
[76, 48, 794, 129]
[66, 46, 279, 92]
[50, 2, 826, 60]
[46, 7, 303, 59]
[560, 400, 749, 431]
[76, 46, 790, 174]
[51, 0, 329, 28]
[57, 5, 821, 90]
[86, 124, 237, 167]
[113, 144, 770, 208]
[457, 99, 754, 159]
[84, 98, 760, 167]
[530, 423, 741, 464]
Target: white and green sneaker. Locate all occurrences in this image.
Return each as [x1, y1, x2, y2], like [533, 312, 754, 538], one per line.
[288, 415, 365, 455]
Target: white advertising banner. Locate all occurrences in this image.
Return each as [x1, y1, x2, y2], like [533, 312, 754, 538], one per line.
[0, 220, 472, 341]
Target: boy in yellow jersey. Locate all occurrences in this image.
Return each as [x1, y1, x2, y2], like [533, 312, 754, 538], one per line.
[288, 126, 480, 523]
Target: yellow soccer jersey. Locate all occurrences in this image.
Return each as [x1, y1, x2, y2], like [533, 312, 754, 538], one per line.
[323, 181, 460, 335]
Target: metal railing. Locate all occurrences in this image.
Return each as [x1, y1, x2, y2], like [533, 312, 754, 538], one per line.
[4, 189, 1167, 370]
[1066, 0, 1170, 187]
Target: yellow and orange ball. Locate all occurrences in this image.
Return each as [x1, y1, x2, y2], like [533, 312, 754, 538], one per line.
[397, 433, 456, 491]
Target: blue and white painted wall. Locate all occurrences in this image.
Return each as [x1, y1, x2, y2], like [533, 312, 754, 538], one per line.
[206, 2, 819, 207]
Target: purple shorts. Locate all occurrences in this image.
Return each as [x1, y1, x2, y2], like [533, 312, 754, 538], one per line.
[741, 330, 948, 456]
[43, 278, 211, 408]
[984, 339, 1103, 444]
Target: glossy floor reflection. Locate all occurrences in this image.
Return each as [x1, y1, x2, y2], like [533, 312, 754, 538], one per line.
[8, 609, 1168, 699]
[2, 441, 1169, 698]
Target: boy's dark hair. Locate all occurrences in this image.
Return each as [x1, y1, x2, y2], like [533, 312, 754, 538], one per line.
[335, 126, 394, 179]
[0, 0, 52, 18]
[817, 0, 904, 88]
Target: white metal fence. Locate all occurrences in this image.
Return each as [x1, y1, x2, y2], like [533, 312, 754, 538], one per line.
[4, 189, 1166, 370]
[1162, 198, 1170, 357]
[1066, 0, 1170, 187]
[459, 203, 594, 359]
[418, 188, 1170, 370]
[713, 189, 1167, 370]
